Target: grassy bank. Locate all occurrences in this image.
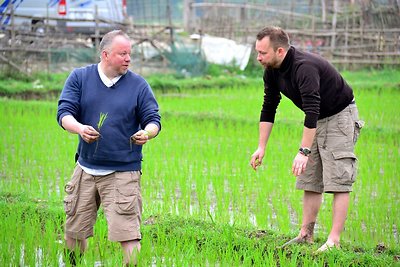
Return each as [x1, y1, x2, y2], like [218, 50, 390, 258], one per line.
[0, 194, 397, 266]
[0, 68, 399, 99]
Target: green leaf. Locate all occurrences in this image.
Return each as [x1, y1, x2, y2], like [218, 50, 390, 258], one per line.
[97, 112, 108, 130]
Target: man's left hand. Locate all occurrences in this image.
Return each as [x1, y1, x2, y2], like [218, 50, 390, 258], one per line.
[131, 130, 149, 145]
[292, 153, 309, 176]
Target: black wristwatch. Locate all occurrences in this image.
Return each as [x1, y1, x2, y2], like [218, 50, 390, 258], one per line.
[299, 147, 311, 156]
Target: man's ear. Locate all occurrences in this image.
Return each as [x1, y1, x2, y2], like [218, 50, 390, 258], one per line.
[101, 50, 108, 60]
[277, 47, 286, 56]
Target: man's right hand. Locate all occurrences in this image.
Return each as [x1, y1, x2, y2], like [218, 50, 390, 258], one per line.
[79, 125, 100, 144]
[62, 115, 100, 143]
[250, 148, 265, 171]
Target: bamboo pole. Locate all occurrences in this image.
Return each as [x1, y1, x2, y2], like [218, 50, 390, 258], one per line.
[183, 0, 191, 33]
[330, 0, 338, 52]
[95, 5, 100, 51]
[46, 2, 50, 74]
[0, 54, 30, 75]
[345, 13, 349, 62]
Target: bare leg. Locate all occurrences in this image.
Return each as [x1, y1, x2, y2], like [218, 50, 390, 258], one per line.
[121, 239, 141, 266]
[65, 236, 87, 265]
[66, 236, 87, 252]
[328, 192, 349, 245]
[315, 192, 349, 252]
[280, 191, 321, 247]
[299, 191, 322, 240]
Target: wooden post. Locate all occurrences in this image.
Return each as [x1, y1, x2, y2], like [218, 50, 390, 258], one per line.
[360, 4, 364, 58]
[10, 3, 15, 49]
[289, 1, 294, 27]
[321, 0, 326, 26]
[46, 2, 51, 74]
[95, 5, 100, 51]
[9, 2, 16, 68]
[183, 0, 191, 33]
[308, 0, 314, 16]
[167, 0, 174, 45]
[330, 0, 338, 54]
[240, 1, 247, 43]
[345, 13, 349, 63]
[311, 1, 315, 51]
[351, 1, 356, 59]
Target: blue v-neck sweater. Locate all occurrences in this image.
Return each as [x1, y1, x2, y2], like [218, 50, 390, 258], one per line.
[57, 64, 161, 171]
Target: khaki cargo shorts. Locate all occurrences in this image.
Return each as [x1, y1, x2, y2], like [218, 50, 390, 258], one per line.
[296, 103, 364, 193]
[63, 165, 142, 242]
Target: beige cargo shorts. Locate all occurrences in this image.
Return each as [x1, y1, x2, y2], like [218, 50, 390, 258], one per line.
[296, 103, 364, 193]
[63, 165, 142, 241]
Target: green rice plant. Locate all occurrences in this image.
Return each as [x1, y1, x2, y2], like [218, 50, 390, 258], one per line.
[95, 112, 108, 154]
[97, 112, 108, 130]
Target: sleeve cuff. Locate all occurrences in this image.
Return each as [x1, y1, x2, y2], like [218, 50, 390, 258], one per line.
[304, 113, 319, 128]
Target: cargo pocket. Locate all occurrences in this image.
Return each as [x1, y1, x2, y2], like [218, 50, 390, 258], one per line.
[354, 120, 365, 144]
[64, 182, 79, 216]
[115, 188, 138, 215]
[332, 151, 357, 185]
[63, 168, 82, 216]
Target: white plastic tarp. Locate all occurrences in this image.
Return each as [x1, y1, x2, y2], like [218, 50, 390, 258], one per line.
[136, 34, 253, 71]
[200, 35, 252, 70]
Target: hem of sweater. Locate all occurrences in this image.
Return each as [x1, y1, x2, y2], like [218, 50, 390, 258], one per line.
[79, 158, 142, 171]
[318, 99, 353, 122]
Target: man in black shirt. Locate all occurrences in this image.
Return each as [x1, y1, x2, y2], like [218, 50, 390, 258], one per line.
[250, 26, 363, 252]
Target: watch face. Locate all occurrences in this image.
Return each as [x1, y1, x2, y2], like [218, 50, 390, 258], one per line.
[300, 148, 311, 156]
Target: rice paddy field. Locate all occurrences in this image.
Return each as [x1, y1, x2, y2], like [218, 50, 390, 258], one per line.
[0, 70, 399, 266]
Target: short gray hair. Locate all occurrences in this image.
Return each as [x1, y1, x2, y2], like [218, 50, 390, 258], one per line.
[99, 30, 130, 55]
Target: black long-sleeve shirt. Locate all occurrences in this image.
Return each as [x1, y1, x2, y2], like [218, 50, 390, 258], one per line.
[260, 46, 354, 128]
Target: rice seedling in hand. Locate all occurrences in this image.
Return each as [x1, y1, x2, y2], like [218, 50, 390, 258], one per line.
[98, 112, 108, 130]
[95, 112, 108, 154]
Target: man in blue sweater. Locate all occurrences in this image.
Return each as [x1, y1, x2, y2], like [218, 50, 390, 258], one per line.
[57, 30, 161, 265]
[250, 26, 363, 252]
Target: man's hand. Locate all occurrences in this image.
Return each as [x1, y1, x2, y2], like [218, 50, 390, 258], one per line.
[131, 130, 149, 145]
[79, 125, 100, 144]
[292, 152, 309, 176]
[250, 148, 265, 171]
